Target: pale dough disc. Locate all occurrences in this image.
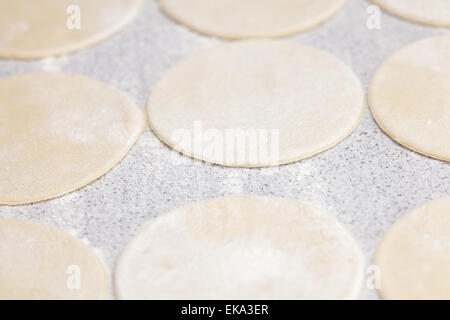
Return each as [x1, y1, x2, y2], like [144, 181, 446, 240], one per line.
[375, 196, 450, 300]
[147, 40, 365, 167]
[0, 219, 109, 299]
[372, 0, 450, 27]
[115, 196, 365, 300]
[369, 35, 450, 162]
[0, 0, 142, 59]
[0, 73, 146, 205]
[158, 0, 348, 39]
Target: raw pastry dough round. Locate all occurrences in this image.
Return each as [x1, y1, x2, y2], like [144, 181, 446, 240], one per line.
[147, 40, 365, 167]
[375, 196, 450, 300]
[0, 219, 109, 299]
[158, 0, 348, 39]
[369, 35, 450, 162]
[0, 73, 146, 205]
[371, 0, 450, 27]
[115, 196, 365, 300]
[0, 0, 142, 59]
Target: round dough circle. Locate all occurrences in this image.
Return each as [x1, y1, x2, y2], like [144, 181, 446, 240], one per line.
[369, 35, 450, 162]
[158, 0, 348, 39]
[0, 219, 109, 299]
[375, 196, 450, 300]
[372, 0, 450, 27]
[147, 40, 364, 167]
[116, 196, 365, 300]
[0, 73, 146, 205]
[0, 0, 142, 59]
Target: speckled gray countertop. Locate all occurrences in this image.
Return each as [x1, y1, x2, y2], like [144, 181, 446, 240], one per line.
[0, 0, 449, 300]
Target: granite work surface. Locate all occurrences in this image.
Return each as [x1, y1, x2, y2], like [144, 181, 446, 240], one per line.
[0, 0, 449, 300]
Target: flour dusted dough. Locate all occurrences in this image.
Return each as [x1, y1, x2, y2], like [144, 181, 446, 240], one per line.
[115, 196, 365, 300]
[0, 219, 109, 299]
[147, 40, 364, 167]
[0, 0, 142, 59]
[375, 196, 450, 300]
[369, 35, 450, 162]
[0, 73, 146, 205]
[372, 0, 450, 27]
[158, 0, 347, 39]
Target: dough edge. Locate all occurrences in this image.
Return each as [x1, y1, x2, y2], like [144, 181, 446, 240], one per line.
[371, 0, 450, 28]
[0, 72, 147, 206]
[114, 195, 366, 300]
[368, 35, 450, 163]
[0, 0, 143, 59]
[0, 218, 111, 299]
[373, 196, 450, 300]
[147, 40, 366, 168]
[157, 0, 349, 39]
